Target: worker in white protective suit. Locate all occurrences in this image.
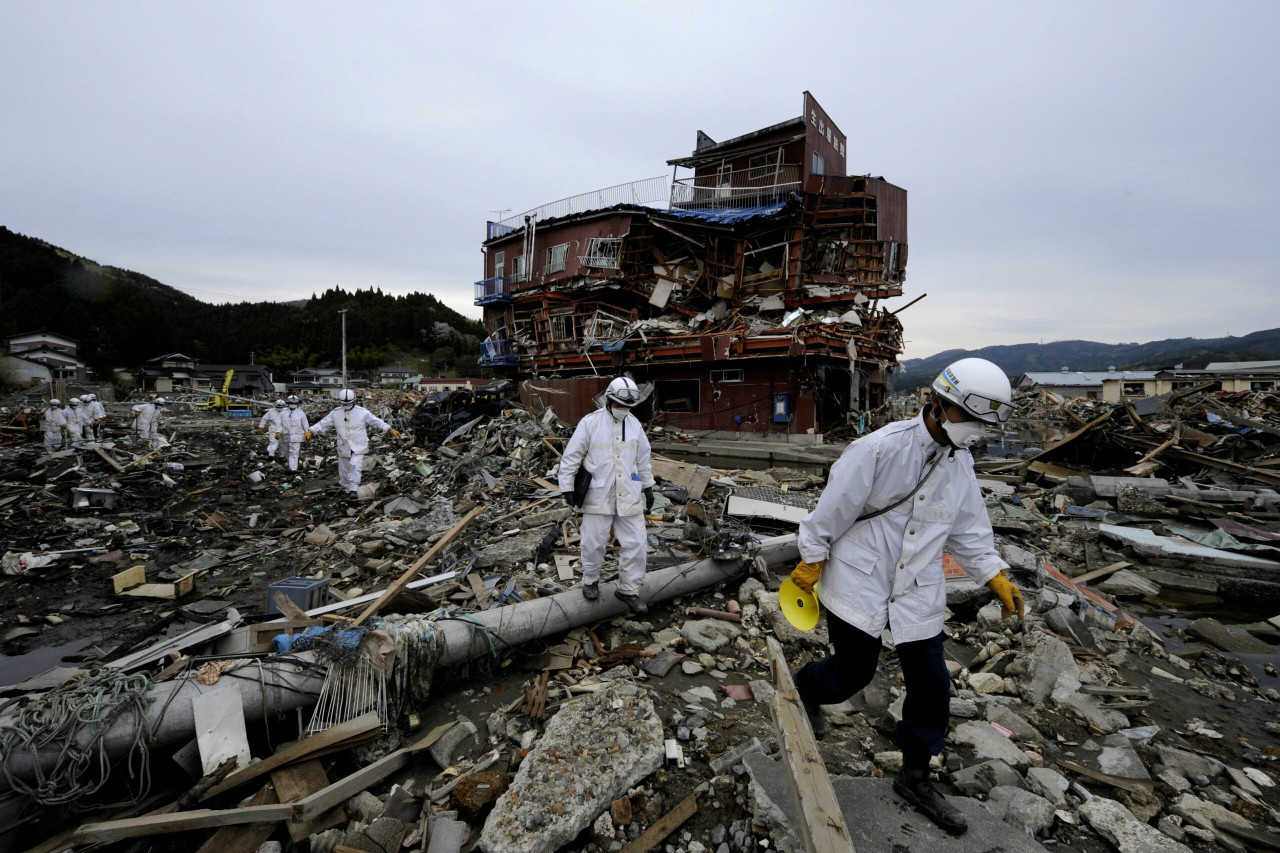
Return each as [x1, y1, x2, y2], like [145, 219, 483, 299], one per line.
[132, 397, 166, 445]
[557, 376, 656, 614]
[305, 390, 398, 492]
[279, 395, 309, 472]
[74, 396, 96, 440]
[258, 400, 285, 460]
[64, 397, 85, 442]
[41, 399, 67, 453]
[788, 358, 1026, 837]
[85, 394, 107, 439]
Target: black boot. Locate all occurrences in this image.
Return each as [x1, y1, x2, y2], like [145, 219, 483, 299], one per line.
[893, 767, 967, 835]
[582, 581, 599, 601]
[614, 590, 648, 614]
[798, 691, 827, 740]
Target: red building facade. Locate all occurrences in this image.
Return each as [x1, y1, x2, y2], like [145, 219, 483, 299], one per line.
[476, 92, 907, 437]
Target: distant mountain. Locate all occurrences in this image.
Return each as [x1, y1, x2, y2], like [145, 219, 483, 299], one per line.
[897, 329, 1280, 391]
[0, 226, 486, 376]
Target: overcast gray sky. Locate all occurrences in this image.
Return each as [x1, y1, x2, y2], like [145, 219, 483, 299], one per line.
[2, 2, 1276, 360]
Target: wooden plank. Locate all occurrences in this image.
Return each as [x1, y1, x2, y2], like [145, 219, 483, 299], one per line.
[194, 784, 279, 853]
[1071, 561, 1132, 586]
[203, 712, 381, 801]
[272, 590, 310, 622]
[765, 637, 856, 853]
[1053, 757, 1155, 794]
[291, 721, 454, 821]
[112, 565, 146, 595]
[273, 759, 347, 842]
[350, 506, 483, 625]
[619, 792, 698, 853]
[94, 447, 126, 472]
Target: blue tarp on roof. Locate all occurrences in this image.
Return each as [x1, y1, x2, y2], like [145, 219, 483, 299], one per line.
[656, 198, 794, 225]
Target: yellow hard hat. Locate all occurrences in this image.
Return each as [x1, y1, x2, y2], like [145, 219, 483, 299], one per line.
[779, 578, 820, 632]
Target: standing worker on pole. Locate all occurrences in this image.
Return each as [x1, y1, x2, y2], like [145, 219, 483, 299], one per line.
[41, 398, 67, 453]
[259, 400, 285, 462]
[305, 389, 399, 493]
[787, 358, 1025, 836]
[279, 395, 309, 473]
[557, 376, 656, 614]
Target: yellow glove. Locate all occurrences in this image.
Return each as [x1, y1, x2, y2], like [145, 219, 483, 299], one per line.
[790, 559, 824, 594]
[389, 428, 401, 439]
[303, 430, 312, 442]
[987, 571, 1025, 621]
[274, 432, 281, 438]
[257, 427, 265, 433]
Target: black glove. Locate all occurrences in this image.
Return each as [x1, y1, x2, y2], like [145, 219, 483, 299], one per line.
[644, 487, 654, 512]
[563, 491, 578, 509]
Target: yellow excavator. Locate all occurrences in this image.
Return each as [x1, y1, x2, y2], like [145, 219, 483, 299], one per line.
[197, 370, 254, 417]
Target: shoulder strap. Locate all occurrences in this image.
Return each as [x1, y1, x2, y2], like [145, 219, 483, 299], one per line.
[854, 452, 944, 524]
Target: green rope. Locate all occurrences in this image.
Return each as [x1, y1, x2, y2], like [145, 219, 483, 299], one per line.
[0, 668, 152, 807]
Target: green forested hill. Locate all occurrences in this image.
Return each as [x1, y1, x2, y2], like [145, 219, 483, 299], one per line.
[0, 226, 486, 375]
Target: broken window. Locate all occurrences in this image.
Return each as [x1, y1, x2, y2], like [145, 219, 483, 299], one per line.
[749, 150, 780, 180]
[1251, 381, 1276, 391]
[510, 255, 527, 282]
[544, 243, 569, 275]
[711, 368, 743, 383]
[493, 250, 504, 277]
[1122, 382, 1146, 396]
[654, 379, 700, 412]
[579, 237, 623, 269]
[549, 313, 575, 342]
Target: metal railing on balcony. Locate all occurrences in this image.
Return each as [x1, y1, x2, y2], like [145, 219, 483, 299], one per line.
[474, 276, 512, 305]
[479, 339, 518, 367]
[487, 176, 670, 239]
[670, 165, 802, 210]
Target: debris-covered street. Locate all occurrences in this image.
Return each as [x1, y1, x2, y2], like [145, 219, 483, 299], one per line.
[0, 382, 1277, 853]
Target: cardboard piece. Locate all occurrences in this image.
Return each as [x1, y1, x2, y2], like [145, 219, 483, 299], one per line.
[192, 688, 253, 776]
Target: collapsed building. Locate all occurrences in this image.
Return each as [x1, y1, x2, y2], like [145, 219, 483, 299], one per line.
[476, 92, 911, 438]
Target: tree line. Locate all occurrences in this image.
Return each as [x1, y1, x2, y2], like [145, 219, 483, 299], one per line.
[0, 226, 486, 378]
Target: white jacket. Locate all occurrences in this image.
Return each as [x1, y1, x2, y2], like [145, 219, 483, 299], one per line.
[89, 400, 106, 421]
[311, 405, 388, 456]
[75, 406, 94, 430]
[280, 407, 309, 441]
[797, 412, 1007, 645]
[558, 408, 655, 517]
[42, 406, 66, 436]
[259, 408, 283, 433]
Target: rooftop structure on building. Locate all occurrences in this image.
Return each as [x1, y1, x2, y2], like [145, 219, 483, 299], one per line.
[475, 92, 909, 437]
[1204, 360, 1280, 372]
[5, 330, 86, 380]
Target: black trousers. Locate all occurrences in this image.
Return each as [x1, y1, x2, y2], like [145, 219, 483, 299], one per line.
[794, 610, 950, 770]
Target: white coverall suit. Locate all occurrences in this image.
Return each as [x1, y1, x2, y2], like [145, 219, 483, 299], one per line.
[63, 404, 84, 442]
[259, 408, 284, 458]
[278, 407, 309, 472]
[310, 405, 389, 491]
[88, 399, 106, 439]
[557, 407, 655, 596]
[75, 404, 95, 441]
[41, 406, 67, 453]
[132, 402, 163, 442]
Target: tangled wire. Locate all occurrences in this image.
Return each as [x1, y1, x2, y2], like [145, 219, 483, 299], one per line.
[0, 668, 152, 807]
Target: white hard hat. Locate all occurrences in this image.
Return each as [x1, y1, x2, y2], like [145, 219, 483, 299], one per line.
[154, 397, 167, 405]
[50, 398, 61, 407]
[338, 389, 357, 404]
[70, 398, 81, 406]
[275, 399, 285, 408]
[286, 395, 300, 405]
[931, 358, 1013, 425]
[605, 376, 641, 407]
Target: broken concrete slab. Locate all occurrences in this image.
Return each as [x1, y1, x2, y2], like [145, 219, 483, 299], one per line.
[986, 705, 1045, 743]
[1155, 746, 1225, 781]
[984, 785, 1056, 836]
[1170, 792, 1254, 835]
[1098, 736, 1151, 781]
[951, 759, 1026, 796]
[952, 721, 1029, 768]
[479, 683, 663, 853]
[743, 752, 1042, 853]
[1099, 523, 1280, 572]
[1024, 767, 1070, 807]
[1052, 671, 1130, 734]
[1006, 630, 1078, 705]
[1080, 795, 1192, 852]
[1098, 569, 1162, 598]
[1186, 617, 1275, 656]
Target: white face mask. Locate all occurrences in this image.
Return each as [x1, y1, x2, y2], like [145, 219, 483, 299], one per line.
[609, 404, 629, 422]
[941, 418, 986, 448]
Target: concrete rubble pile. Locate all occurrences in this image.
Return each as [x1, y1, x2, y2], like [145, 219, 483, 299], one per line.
[0, 387, 1276, 852]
